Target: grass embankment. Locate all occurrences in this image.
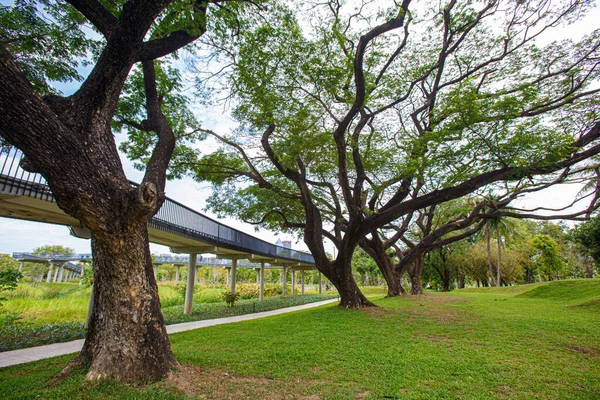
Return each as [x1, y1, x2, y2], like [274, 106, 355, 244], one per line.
[0, 283, 336, 351]
[0, 279, 598, 399]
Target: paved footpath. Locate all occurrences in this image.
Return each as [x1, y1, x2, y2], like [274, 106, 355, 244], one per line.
[0, 298, 338, 369]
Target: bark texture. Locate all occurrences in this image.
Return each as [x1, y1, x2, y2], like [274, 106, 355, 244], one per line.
[322, 260, 375, 308]
[407, 255, 424, 295]
[72, 229, 176, 380]
[360, 237, 406, 297]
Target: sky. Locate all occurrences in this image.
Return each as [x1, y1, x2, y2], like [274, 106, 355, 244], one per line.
[0, 1, 599, 257]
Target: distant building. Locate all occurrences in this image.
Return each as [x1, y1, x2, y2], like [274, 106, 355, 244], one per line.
[276, 238, 292, 249]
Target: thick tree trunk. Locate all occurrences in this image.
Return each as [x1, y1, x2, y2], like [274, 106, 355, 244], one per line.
[385, 267, 406, 297]
[359, 239, 406, 297]
[68, 225, 176, 380]
[408, 255, 424, 295]
[320, 259, 375, 308]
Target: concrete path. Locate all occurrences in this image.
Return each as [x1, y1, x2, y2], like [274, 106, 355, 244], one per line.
[0, 298, 338, 368]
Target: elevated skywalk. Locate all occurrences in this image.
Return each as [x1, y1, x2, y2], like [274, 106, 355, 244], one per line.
[0, 150, 314, 269]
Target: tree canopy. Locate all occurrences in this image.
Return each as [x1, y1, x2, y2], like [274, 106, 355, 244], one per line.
[175, 0, 600, 306]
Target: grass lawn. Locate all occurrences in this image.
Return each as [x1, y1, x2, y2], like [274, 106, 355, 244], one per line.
[0, 279, 598, 399]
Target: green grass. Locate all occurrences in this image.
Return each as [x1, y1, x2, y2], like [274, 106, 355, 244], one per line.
[0, 280, 598, 399]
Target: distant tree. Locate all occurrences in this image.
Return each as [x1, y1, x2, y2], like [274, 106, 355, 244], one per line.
[571, 217, 600, 277]
[463, 240, 524, 286]
[0, 254, 19, 271]
[352, 248, 381, 286]
[32, 245, 74, 256]
[530, 234, 566, 281]
[482, 215, 518, 286]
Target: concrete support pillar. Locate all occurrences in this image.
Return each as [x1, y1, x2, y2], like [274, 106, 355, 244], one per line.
[256, 268, 260, 284]
[230, 256, 238, 293]
[175, 266, 180, 284]
[52, 263, 59, 282]
[319, 272, 322, 294]
[282, 266, 287, 296]
[291, 270, 296, 295]
[52, 265, 60, 283]
[153, 265, 158, 280]
[46, 262, 54, 283]
[85, 283, 94, 329]
[18, 261, 24, 273]
[259, 262, 265, 301]
[58, 266, 64, 283]
[301, 270, 305, 295]
[226, 267, 231, 287]
[184, 254, 197, 315]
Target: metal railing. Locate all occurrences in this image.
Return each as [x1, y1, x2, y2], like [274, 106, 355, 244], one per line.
[1, 150, 314, 265]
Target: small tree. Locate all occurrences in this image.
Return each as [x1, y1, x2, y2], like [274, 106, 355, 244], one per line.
[221, 291, 240, 307]
[0, 268, 22, 302]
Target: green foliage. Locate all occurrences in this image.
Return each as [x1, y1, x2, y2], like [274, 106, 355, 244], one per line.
[0, 268, 21, 293]
[0, 268, 22, 306]
[0, 254, 19, 271]
[352, 248, 381, 285]
[571, 216, 600, 266]
[221, 291, 240, 307]
[115, 61, 205, 179]
[0, 1, 100, 95]
[530, 234, 566, 280]
[32, 245, 74, 256]
[80, 264, 93, 286]
[0, 321, 85, 352]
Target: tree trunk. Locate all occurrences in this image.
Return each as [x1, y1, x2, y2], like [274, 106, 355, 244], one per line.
[320, 259, 375, 308]
[67, 225, 177, 380]
[525, 268, 535, 283]
[407, 255, 424, 295]
[485, 225, 496, 286]
[496, 226, 502, 287]
[359, 238, 406, 297]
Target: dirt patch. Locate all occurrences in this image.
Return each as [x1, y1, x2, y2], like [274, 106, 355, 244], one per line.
[566, 344, 597, 356]
[163, 364, 359, 400]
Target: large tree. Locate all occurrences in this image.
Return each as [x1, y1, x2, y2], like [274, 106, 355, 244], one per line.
[182, 0, 600, 307]
[0, 0, 254, 381]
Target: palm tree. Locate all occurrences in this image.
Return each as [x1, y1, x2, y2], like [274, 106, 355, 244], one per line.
[483, 216, 518, 286]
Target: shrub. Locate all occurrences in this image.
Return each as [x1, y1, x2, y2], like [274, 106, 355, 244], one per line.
[221, 291, 240, 307]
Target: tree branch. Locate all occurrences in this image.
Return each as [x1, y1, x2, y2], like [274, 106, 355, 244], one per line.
[64, 0, 118, 38]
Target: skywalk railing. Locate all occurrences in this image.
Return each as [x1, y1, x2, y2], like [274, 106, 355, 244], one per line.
[1, 149, 314, 265]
